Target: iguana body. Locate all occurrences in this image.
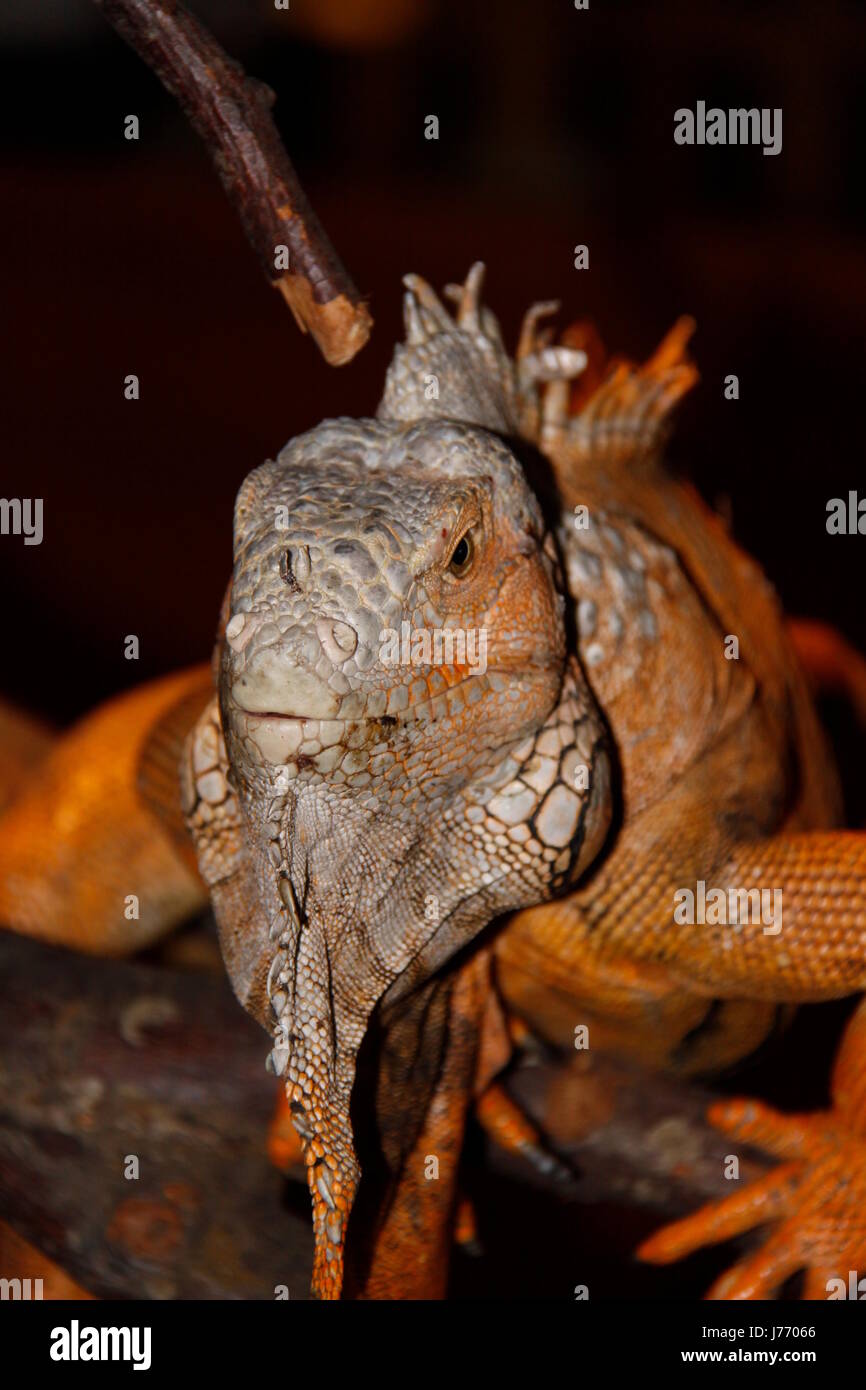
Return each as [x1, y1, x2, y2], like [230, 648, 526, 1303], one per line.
[2, 266, 865, 1300]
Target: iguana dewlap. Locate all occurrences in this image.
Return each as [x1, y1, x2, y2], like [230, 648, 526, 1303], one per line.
[2, 265, 865, 1301]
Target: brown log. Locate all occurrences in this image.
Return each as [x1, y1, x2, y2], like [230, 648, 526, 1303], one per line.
[0, 928, 313, 1299]
[92, 0, 372, 365]
[0, 926, 770, 1299]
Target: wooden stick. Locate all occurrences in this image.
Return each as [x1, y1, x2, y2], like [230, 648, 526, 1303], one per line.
[92, 0, 372, 365]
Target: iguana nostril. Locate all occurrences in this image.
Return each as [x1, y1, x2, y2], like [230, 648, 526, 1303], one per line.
[316, 617, 358, 664]
[225, 611, 260, 653]
[280, 547, 311, 593]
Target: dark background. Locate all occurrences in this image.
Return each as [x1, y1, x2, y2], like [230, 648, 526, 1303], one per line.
[1, 0, 865, 1299]
[2, 0, 864, 724]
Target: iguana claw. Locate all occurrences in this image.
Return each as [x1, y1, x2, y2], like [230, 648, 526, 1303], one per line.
[637, 1097, 866, 1300]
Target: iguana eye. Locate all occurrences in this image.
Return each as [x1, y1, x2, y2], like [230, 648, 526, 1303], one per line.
[448, 533, 473, 577]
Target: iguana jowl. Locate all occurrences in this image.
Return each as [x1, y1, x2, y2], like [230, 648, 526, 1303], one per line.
[2, 265, 866, 1300]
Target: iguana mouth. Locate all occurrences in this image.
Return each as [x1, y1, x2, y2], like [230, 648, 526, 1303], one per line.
[237, 709, 345, 723]
[233, 672, 497, 734]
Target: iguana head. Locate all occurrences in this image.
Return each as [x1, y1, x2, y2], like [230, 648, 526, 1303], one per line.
[211, 267, 612, 1296]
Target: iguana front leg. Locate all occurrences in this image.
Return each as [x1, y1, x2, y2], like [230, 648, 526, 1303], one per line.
[346, 947, 495, 1299]
[638, 830, 866, 1298]
[663, 831, 866, 1002]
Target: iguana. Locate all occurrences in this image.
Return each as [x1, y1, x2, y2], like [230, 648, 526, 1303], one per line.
[2, 263, 865, 1300]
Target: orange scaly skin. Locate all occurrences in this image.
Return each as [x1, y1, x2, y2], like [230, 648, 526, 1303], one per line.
[1, 268, 865, 1299]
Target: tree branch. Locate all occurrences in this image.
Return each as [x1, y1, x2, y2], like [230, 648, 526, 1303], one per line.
[0, 928, 769, 1298]
[92, 0, 372, 366]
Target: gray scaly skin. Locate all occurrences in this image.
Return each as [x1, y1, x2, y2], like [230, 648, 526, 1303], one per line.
[183, 264, 612, 1298]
